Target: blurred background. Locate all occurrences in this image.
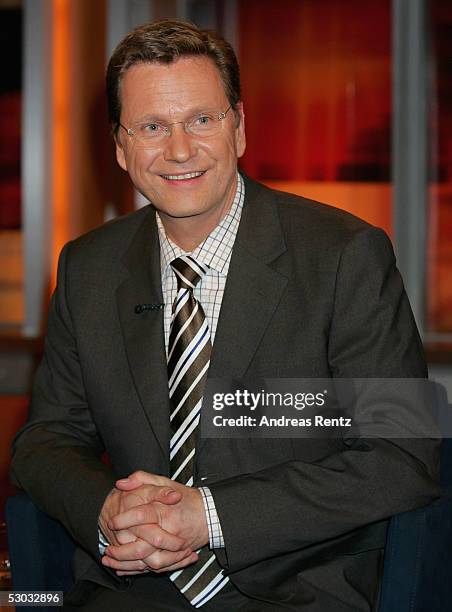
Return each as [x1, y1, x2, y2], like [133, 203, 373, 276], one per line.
[0, 0, 451, 591]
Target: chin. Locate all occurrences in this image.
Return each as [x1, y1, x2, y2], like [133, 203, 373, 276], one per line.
[157, 205, 207, 219]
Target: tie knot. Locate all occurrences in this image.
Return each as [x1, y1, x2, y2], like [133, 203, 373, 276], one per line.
[170, 256, 208, 290]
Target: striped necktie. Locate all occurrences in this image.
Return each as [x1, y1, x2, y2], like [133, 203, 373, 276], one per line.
[168, 255, 229, 608]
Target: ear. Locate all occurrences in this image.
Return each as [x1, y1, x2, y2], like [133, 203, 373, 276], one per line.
[234, 101, 246, 159]
[115, 133, 128, 171]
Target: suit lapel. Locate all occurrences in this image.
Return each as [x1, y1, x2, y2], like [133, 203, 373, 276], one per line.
[209, 244, 288, 378]
[210, 176, 288, 379]
[116, 209, 170, 463]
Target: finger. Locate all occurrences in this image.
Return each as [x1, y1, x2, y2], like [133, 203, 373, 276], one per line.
[108, 503, 158, 531]
[115, 480, 145, 491]
[106, 528, 187, 560]
[143, 549, 197, 572]
[147, 487, 181, 505]
[106, 538, 155, 561]
[116, 471, 159, 488]
[152, 551, 199, 574]
[116, 481, 181, 506]
[116, 471, 167, 488]
[115, 529, 137, 545]
[102, 556, 147, 572]
[116, 570, 150, 576]
[115, 478, 146, 490]
[127, 523, 188, 552]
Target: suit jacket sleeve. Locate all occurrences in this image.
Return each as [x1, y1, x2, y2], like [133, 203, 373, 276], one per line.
[209, 226, 441, 573]
[11, 241, 117, 561]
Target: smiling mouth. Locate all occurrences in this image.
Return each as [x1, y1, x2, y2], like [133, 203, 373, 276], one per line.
[160, 171, 206, 180]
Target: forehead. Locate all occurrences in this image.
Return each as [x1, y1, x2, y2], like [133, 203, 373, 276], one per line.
[119, 56, 227, 119]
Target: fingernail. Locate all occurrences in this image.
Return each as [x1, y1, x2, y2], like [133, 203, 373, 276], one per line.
[117, 478, 129, 483]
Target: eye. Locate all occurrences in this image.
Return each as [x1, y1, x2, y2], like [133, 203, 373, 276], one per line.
[141, 122, 166, 135]
[194, 114, 213, 127]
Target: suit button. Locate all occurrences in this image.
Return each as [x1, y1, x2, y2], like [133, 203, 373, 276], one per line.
[198, 473, 220, 483]
[121, 576, 133, 590]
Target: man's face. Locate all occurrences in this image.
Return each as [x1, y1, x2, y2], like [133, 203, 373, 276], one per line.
[115, 56, 246, 227]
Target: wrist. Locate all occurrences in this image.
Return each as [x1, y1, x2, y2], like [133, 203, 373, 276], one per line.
[199, 486, 225, 549]
[98, 487, 118, 544]
[188, 487, 208, 548]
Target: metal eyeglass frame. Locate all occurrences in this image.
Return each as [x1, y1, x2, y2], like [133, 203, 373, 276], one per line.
[118, 106, 232, 141]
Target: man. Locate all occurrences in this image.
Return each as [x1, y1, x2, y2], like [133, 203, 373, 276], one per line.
[11, 20, 440, 612]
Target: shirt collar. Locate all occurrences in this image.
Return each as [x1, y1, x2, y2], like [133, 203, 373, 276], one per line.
[157, 172, 245, 279]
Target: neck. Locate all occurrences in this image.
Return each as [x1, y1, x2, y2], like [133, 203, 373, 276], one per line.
[162, 216, 216, 251]
[159, 184, 237, 252]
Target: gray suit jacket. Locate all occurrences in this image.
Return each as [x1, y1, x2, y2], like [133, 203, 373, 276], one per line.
[11, 175, 440, 611]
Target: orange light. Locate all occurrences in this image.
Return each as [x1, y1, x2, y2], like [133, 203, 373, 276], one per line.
[263, 181, 392, 236]
[51, 0, 70, 289]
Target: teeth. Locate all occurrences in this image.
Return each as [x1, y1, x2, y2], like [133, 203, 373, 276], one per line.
[162, 171, 204, 180]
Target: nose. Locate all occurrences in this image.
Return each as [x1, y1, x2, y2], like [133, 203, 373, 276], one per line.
[163, 124, 197, 163]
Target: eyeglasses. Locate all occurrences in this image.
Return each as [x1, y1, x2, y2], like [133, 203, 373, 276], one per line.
[118, 106, 232, 146]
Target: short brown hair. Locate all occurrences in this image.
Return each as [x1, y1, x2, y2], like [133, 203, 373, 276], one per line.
[106, 19, 241, 131]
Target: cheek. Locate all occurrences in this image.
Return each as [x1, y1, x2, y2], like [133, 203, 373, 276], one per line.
[115, 143, 127, 171]
[227, 130, 244, 159]
[128, 149, 159, 176]
[236, 132, 246, 158]
[204, 135, 239, 164]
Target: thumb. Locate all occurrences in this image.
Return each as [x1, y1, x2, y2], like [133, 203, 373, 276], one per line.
[115, 477, 143, 491]
[153, 486, 182, 505]
[116, 470, 157, 489]
[115, 478, 182, 505]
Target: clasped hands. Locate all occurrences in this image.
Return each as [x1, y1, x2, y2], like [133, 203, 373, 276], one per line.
[99, 471, 208, 576]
